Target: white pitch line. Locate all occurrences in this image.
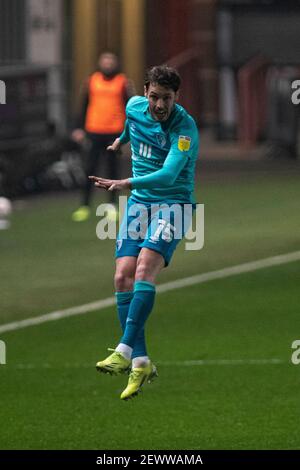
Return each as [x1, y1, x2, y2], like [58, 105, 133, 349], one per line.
[1, 250, 300, 335]
[13, 358, 284, 369]
[0, 297, 116, 334]
[158, 358, 284, 366]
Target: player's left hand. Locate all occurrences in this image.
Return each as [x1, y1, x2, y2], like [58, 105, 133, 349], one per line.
[88, 176, 131, 191]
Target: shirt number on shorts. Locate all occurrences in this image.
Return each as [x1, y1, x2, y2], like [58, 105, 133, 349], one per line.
[150, 219, 175, 243]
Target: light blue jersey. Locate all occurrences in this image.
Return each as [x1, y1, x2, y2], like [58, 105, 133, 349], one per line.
[119, 96, 199, 203]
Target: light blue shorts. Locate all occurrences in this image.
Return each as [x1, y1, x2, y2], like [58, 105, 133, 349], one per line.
[115, 197, 194, 266]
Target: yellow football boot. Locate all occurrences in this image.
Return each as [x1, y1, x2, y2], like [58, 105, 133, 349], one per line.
[96, 349, 131, 376]
[120, 362, 158, 401]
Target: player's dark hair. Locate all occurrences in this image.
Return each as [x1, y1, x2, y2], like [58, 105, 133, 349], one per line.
[144, 65, 181, 92]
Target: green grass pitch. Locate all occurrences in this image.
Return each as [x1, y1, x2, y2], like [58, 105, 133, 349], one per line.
[0, 168, 300, 449]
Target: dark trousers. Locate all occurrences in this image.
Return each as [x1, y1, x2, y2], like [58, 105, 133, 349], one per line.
[83, 133, 120, 206]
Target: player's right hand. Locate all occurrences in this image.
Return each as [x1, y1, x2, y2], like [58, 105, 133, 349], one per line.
[107, 138, 121, 152]
[71, 129, 86, 143]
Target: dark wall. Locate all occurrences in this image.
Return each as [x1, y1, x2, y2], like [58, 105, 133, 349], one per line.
[0, 0, 26, 64]
[145, 0, 190, 67]
[233, 12, 300, 66]
[218, 0, 300, 67]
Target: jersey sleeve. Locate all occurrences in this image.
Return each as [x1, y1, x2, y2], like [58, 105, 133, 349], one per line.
[169, 123, 197, 159]
[129, 122, 196, 190]
[119, 119, 130, 144]
[118, 96, 141, 144]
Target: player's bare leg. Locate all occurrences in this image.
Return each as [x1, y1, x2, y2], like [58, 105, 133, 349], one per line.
[134, 248, 165, 284]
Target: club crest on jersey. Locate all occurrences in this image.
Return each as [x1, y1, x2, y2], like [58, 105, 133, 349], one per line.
[156, 133, 167, 148]
[178, 135, 191, 152]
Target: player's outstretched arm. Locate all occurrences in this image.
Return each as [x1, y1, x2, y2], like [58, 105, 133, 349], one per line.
[89, 176, 132, 191]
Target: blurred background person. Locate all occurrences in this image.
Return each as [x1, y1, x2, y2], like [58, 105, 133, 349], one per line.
[71, 52, 135, 222]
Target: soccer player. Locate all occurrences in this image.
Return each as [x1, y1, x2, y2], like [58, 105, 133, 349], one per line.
[90, 65, 199, 400]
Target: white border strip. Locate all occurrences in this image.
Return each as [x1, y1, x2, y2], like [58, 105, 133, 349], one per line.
[1, 250, 300, 334]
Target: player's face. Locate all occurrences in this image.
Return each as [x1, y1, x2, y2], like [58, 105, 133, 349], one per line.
[145, 84, 179, 122]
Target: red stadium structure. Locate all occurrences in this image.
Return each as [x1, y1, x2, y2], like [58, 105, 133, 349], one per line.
[238, 55, 269, 147]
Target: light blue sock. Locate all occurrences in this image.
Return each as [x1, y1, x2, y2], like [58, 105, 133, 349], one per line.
[116, 291, 133, 332]
[115, 290, 147, 358]
[120, 281, 156, 350]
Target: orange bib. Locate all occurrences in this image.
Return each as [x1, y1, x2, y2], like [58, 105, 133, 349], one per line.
[85, 72, 127, 134]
